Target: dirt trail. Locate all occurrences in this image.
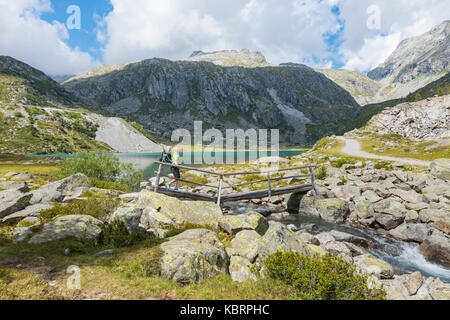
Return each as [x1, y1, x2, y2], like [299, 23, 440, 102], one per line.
[336, 137, 431, 167]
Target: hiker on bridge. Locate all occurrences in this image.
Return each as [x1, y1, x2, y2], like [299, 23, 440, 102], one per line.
[166, 147, 182, 190]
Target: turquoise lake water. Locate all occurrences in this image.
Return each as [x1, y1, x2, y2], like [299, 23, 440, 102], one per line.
[30, 150, 303, 179]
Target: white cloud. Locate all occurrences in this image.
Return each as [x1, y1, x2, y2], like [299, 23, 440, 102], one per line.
[98, 0, 341, 66]
[0, 0, 98, 75]
[338, 0, 450, 71]
[0, 0, 448, 75]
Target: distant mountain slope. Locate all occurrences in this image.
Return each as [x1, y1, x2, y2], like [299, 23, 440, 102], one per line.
[316, 21, 449, 105]
[316, 69, 381, 105]
[0, 56, 162, 154]
[338, 72, 450, 134]
[63, 58, 360, 146]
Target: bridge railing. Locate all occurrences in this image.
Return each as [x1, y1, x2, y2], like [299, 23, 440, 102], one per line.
[153, 161, 318, 205]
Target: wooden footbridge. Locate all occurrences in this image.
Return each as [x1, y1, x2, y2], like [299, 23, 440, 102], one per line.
[152, 161, 318, 205]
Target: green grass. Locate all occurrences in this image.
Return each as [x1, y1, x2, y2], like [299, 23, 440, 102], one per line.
[0, 238, 300, 300]
[359, 135, 450, 161]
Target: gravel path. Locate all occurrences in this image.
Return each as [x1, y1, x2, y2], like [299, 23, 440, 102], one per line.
[336, 137, 431, 167]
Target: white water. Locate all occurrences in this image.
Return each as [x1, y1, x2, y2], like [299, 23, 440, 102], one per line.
[226, 202, 450, 284]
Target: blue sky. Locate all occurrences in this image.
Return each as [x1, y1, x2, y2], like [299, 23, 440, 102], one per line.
[40, 0, 113, 62]
[0, 0, 448, 75]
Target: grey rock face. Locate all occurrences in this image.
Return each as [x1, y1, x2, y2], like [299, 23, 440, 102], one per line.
[63, 58, 359, 146]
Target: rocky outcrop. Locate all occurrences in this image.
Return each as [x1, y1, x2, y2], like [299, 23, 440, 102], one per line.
[364, 95, 450, 140]
[28, 215, 103, 244]
[0, 190, 32, 219]
[159, 229, 229, 284]
[29, 173, 90, 205]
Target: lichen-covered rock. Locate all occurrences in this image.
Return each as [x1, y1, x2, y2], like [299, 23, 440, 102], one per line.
[137, 191, 223, 230]
[419, 233, 450, 268]
[159, 229, 228, 284]
[430, 158, 450, 181]
[258, 221, 307, 258]
[428, 278, 450, 300]
[0, 190, 32, 219]
[230, 230, 264, 263]
[418, 209, 450, 234]
[28, 215, 103, 244]
[109, 206, 145, 233]
[353, 254, 394, 279]
[373, 198, 407, 217]
[390, 189, 423, 204]
[219, 211, 268, 235]
[29, 173, 90, 205]
[229, 256, 257, 282]
[299, 197, 349, 224]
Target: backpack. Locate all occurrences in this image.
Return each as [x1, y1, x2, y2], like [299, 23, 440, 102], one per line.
[160, 152, 172, 164]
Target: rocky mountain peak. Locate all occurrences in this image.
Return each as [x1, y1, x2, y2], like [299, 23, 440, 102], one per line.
[368, 20, 449, 84]
[183, 49, 272, 68]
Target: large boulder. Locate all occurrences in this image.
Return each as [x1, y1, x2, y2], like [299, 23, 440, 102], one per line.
[229, 230, 264, 263]
[0, 190, 32, 219]
[430, 159, 450, 181]
[258, 221, 307, 258]
[1, 203, 53, 225]
[299, 197, 349, 224]
[136, 191, 223, 230]
[419, 233, 450, 268]
[389, 223, 431, 243]
[29, 173, 90, 205]
[219, 211, 268, 235]
[109, 206, 145, 234]
[159, 229, 229, 284]
[353, 254, 394, 279]
[28, 215, 103, 244]
[375, 214, 404, 231]
[373, 198, 407, 217]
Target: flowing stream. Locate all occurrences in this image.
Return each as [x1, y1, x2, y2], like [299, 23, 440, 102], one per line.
[225, 202, 450, 284]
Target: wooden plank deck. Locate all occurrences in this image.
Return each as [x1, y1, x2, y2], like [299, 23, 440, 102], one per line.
[154, 184, 313, 203]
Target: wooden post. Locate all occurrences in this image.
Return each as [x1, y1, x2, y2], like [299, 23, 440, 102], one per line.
[154, 163, 163, 193]
[217, 175, 223, 206]
[267, 172, 272, 203]
[309, 166, 318, 200]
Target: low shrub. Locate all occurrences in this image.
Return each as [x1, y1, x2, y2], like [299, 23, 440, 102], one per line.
[100, 220, 149, 248]
[332, 158, 357, 169]
[54, 153, 143, 191]
[314, 166, 327, 180]
[39, 198, 120, 222]
[264, 251, 386, 300]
